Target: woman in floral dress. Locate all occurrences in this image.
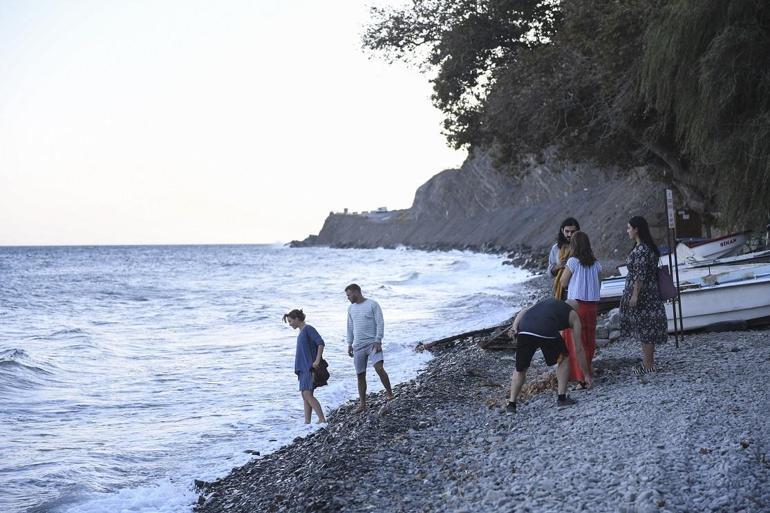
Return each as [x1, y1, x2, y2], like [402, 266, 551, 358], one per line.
[620, 216, 667, 373]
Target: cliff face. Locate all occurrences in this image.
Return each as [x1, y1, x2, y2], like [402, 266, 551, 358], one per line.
[304, 148, 670, 262]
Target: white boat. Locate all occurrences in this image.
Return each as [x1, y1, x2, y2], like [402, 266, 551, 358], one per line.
[687, 248, 770, 268]
[599, 263, 770, 325]
[604, 263, 770, 298]
[599, 276, 626, 301]
[677, 231, 749, 262]
[666, 271, 770, 332]
[617, 236, 765, 277]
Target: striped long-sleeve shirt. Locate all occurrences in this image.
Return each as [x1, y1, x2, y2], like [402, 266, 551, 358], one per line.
[346, 299, 384, 349]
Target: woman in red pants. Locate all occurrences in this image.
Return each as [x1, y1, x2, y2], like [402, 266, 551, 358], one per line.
[559, 231, 601, 387]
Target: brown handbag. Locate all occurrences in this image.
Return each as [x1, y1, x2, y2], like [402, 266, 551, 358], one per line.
[303, 329, 330, 387]
[312, 358, 330, 387]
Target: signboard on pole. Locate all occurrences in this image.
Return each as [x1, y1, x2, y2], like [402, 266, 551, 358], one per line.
[666, 189, 675, 229]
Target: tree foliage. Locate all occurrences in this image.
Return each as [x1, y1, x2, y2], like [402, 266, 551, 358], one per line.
[640, 0, 770, 227]
[363, 0, 770, 230]
[364, 0, 561, 147]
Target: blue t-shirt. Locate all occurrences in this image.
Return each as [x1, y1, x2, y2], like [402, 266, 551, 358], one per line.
[294, 325, 324, 373]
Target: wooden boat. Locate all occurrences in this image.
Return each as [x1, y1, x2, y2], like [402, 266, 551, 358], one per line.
[687, 248, 770, 268]
[677, 231, 749, 262]
[616, 238, 767, 277]
[599, 263, 770, 327]
[666, 269, 770, 332]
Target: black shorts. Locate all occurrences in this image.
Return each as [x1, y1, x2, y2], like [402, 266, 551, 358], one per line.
[515, 333, 568, 372]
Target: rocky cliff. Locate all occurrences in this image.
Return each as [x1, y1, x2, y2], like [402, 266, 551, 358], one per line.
[297, 148, 671, 264]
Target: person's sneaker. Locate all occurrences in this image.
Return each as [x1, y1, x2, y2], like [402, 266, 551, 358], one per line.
[504, 401, 517, 414]
[557, 396, 577, 408]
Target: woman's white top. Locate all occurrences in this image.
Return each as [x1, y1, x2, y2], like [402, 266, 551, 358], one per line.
[566, 257, 602, 301]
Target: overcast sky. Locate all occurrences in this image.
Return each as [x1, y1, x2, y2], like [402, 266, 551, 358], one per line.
[0, 0, 465, 245]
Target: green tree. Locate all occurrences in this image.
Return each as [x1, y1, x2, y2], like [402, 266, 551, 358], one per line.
[640, 0, 770, 228]
[364, 0, 770, 230]
[363, 0, 562, 148]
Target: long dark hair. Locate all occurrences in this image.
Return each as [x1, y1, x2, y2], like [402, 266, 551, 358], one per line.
[629, 216, 660, 256]
[556, 217, 580, 248]
[569, 231, 597, 266]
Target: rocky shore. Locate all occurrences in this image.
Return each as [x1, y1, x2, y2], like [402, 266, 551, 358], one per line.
[194, 280, 770, 513]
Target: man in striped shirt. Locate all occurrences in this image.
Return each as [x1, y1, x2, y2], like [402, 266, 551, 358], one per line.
[345, 283, 393, 412]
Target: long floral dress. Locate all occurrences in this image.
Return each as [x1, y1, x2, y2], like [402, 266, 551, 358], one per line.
[620, 243, 667, 344]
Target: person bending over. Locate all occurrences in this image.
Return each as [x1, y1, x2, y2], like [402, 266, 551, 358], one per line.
[505, 298, 593, 413]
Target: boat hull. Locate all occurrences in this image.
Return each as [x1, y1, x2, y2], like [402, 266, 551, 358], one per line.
[666, 276, 770, 332]
[681, 232, 749, 261]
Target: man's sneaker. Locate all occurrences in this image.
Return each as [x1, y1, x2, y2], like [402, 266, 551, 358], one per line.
[557, 396, 577, 408]
[504, 401, 517, 414]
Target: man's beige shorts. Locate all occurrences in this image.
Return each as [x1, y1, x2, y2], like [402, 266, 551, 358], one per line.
[353, 344, 384, 374]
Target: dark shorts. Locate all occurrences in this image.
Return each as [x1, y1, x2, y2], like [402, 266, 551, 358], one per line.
[515, 333, 568, 372]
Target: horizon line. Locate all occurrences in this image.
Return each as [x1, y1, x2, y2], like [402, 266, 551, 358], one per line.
[0, 242, 293, 248]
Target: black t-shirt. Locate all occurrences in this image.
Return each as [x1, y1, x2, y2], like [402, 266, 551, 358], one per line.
[518, 299, 573, 338]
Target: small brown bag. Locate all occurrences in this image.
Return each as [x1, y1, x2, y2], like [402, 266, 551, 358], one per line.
[312, 359, 330, 387]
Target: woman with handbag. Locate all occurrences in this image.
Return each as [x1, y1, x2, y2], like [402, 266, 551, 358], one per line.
[619, 216, 668, 374]
[283, 309, 326, 424]
[559, 231, 601, 388]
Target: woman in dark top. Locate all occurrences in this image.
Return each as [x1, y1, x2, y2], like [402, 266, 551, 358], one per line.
[283, 309, 326, 424]
[619, 216, 667, 374]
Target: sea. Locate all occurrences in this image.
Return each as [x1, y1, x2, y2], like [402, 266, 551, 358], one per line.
[0, 244, 533, 513]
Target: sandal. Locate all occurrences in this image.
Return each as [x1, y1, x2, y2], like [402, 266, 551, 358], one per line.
[633, 365, 657, 375]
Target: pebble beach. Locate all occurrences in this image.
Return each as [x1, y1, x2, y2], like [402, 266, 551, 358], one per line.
[194, 296, 770, 513]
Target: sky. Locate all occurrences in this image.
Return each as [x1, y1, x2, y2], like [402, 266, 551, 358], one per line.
[0, 0, 466, 245]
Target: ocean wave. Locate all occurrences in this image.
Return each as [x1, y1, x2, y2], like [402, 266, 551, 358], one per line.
[448, 259, 471, 270]
[444, 291, 518, 310]
[384, 271, 421, 285]
[40, 479, 197, 513]
[0, 349, 52, 375]
[96, 290, 150, 302]
[228, 310, 271, 324]
[0, 348, 28, 361]
[50, 328, 87, 337]
[0, 244, 525, 513]
[0, 348, 54, 391]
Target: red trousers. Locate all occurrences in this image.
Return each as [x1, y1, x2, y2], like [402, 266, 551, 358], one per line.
[562, 300, 597, 382]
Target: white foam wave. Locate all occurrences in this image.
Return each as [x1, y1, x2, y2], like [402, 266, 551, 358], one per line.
[58, 479, 197, 513]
